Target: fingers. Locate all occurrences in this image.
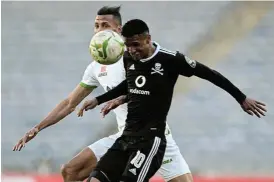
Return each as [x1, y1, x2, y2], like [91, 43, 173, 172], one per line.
[245, 109, 253, 116]
[77, 101, 90, 117]
[101, 104, 112, 118]
[17, 142, 24, 151]
[251, 108, 261, 118]
[13, 140, 22, 151]
[77, 100, 98, 117]
[100, 100, 114, 118]
[100, 104, 109, 114]
[255, 100, 266, 106]
[254, 105, 265, 117]
[102, 107, 111, 118]
[77, 108, 84, 117]
[247, 108, 263, 118]
[255, 103, 267, 112]
[13, 138, 26, 151]
[101, 101, 119, 118]
[251, 102, 266, 118]
[242, 98, 267, 118]
[13, 128, 39, 151]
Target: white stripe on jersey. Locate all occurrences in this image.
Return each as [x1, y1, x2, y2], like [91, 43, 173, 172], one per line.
[159, 48, 176, 56]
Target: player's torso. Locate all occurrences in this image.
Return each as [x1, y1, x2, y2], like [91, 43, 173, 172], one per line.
[123, 44, 178, 135]
[92, 58, 128, 131]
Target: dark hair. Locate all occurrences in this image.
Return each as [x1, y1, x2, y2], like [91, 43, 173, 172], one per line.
[121, 19, 149, 38]
[97, 6, 122, 25]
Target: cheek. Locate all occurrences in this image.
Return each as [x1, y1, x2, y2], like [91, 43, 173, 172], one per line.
[138, 46, 147, 53]
[136, 48, 144, 53]
[112, 28, 119, 33]
[94, 27, 102, 33]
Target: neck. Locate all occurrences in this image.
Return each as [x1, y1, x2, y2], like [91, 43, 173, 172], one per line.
[147, 43, 156, 58]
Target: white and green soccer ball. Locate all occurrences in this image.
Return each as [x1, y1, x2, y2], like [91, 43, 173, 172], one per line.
[89, 30, 125, 65]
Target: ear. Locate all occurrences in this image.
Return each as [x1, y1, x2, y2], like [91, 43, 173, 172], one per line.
[117, 25, 122, 34]
[146, 34, 151, 44]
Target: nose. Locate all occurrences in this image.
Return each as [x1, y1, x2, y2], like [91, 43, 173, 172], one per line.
[97, 27, 105, 32]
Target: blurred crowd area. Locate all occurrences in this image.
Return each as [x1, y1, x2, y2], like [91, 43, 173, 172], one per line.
[1, 1, 274, 177]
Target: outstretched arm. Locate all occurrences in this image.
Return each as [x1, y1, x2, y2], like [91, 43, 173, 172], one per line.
[191, 62, 246, 104]
[13, 85, 95, 151]
[13, 63, 100, 151]
[173, 52, 267, 117]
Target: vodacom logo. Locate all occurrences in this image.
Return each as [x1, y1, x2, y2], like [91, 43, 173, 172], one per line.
[130, 75, 150, 95]
[135, 75, 146, 88]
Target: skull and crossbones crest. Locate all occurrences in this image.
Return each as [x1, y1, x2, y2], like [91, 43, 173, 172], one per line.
[151, 63, 164, 75]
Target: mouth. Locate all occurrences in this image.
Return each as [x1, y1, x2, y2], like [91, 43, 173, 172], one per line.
[131, 53, 141, 59]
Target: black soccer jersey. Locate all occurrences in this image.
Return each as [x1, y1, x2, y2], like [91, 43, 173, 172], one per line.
[122, 43, 189, 135]
[96, 42, 246, 137]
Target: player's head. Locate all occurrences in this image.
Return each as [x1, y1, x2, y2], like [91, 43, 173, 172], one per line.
[121, 19, 152, 61]
[94, 6, 122, 34]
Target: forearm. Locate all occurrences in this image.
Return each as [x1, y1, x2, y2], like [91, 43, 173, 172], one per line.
[35, 99, 75, 131]
[116, 95, 129, 104]
[124, 94, 129, 103]
[96, 80, 128, 105]
[195, 64, 246, 104]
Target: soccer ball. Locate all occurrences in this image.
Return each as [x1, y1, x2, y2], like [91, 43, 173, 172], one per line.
[89, 30, 125, 65]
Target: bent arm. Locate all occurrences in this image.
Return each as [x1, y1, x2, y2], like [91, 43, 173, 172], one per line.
[96, 80, 128, 105]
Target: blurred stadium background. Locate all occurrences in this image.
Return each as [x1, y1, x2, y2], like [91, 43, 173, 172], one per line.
[1, 1, 274, 182]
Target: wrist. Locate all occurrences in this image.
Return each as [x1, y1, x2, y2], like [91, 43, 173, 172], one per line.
[235, 91, 247, 105]
[119, 95, 127, 103]
[34, 125, 41, 132]
[239, 95, 247, 105]
[95, 96, 102, 105]
[94, 98, 99, 106]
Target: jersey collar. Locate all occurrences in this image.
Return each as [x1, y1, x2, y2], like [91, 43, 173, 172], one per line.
[140, 41, 160, 63]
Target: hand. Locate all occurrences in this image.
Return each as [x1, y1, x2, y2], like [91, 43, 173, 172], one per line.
[241, 98, 267, 118]
[100, 97, 125, 118]
[13, 127, 39, 151]
[77, 98, 98, 117]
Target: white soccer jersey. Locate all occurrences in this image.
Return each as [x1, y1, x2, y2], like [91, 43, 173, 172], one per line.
[80, 58, 127, 131]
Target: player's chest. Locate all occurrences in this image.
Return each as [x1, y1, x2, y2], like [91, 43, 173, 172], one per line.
[126, 61, 171, 90]
[94, 61, 125, 90]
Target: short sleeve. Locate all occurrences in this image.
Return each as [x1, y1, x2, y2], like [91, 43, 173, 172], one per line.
[80, 62, 100, 89]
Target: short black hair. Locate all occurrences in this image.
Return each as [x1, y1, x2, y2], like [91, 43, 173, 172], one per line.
[97, 6, 122, 25]
[121, 19, 149, 38]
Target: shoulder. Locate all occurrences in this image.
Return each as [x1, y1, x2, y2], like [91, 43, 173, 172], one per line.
[86, 61, 95, 70]
[158, 47, 189, 62]
[158, 47, 177, 57]
[157, 47, 182, 65]
[83, 61, 98, 75]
